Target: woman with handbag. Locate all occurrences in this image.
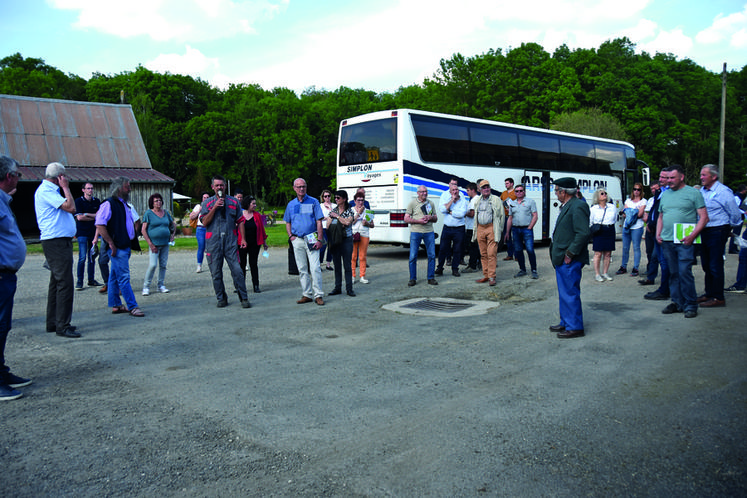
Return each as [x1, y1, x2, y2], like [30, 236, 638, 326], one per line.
[616, 182, 647, 277]
[351, 192, 374, 284]
[189, 192, 209, 273]
[319, 189, 334, 271]
[328, 190, 355, 297]
[589, 188, 618, 282]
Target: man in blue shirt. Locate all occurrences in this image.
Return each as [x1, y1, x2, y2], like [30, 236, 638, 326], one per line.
[285, 178, 325, 305]
[34, 162, 80, 338]
[435, 178, 470, 277]
[697, 164, 743, 307]
[0, 156, 31, 400]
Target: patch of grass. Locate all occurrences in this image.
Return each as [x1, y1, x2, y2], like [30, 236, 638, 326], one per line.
[25, 221, 290, 255]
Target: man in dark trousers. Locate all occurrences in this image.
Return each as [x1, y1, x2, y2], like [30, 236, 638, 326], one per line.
[549, 177, 590, 339]
[0, 156, 31, 400]
[74, 182, 102, 290]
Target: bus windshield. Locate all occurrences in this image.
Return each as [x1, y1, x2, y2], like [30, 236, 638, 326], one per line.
[339, 118, 397, 166]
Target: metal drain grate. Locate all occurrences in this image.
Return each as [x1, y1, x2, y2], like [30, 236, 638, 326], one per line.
[401, 299, 476, 313]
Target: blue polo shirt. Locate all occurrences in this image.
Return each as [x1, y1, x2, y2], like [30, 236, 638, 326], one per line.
[0, 189, 26, 272]
[284, 195, 323, 237]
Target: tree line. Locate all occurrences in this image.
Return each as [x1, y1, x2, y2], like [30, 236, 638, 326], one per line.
[2, 38, 745, 205]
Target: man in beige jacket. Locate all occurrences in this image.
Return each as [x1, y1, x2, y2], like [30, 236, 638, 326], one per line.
[471, 179, 504, 286]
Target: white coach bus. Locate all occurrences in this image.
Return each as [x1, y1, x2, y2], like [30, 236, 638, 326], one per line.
[337, 109, 644, 245]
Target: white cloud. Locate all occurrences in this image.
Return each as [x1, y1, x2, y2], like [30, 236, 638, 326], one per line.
[146, 45, 219, 78]
[639, 28, 693, 57]
[50, 0, 287, 42]
[733, 28, 747, 48]
[695, 4, 747, 45]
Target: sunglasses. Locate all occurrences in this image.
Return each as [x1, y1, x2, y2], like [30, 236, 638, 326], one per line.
[633, 188, 641, 191]
[334, 195, 342, 199]
[600, 192, 607, 195]
[515, 189, 524, 192]
[323, 194, 331, 197]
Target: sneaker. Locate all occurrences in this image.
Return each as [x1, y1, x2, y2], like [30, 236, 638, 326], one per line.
[142, 288, 150, 296]
[217, 299, 228, 308]
[725, 285, 746, 293]
[615, 266, 627, 275]
[88, 280, 102, 287]
[462, 267, 476, 273]
[434, 268, 444, 276]
[359, 277, 369, 284]
[531, 270, 539, 279]
[452, 269, 461, 277]
[196, 264, 202, 273]
[684, 310, 698, 318]
[602, 274, 613, 281]
[158, 286, 169, 293]
[427, 279, 438, 285]
[75, 284, 84, 291]
[630, 268, 639, 277]
[595, 274, 604, 282]
[0, 384, 23, 401]
[240, 299, 252, 309]
[662, 303, 682, 314]
[514, 270, 527, 278]
[408, 279, 417, 287]
[3, 373, 32, 388]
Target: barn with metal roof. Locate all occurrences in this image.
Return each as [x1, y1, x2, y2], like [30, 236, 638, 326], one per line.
[0, 93, 175, 236]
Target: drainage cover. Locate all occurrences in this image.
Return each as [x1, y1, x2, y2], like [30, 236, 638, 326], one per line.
[383, 297, 499, 317]
[402, 299, 475, 313]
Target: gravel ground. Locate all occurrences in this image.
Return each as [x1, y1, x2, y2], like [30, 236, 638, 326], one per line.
[2, 243, 746, 497]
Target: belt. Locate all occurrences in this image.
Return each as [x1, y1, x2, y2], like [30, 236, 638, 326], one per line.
[513, 225, 528, 229]
[703, 224, 731, 231]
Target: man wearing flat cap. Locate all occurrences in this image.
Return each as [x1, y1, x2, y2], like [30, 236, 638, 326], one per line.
[549, 177, 590, 338]
[470, 179, 504, 286]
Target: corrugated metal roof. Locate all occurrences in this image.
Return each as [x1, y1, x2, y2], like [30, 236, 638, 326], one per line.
[18, 166, 174, 184]
[0, 94, 160, 173]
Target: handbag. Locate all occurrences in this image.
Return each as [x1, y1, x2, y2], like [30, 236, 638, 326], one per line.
[590, 206, 608, 236]
[353, 232, 361, 242]
[327, 221, 344, 247]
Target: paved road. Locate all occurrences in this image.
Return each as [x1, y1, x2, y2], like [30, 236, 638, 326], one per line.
[3, 244, 746, 496]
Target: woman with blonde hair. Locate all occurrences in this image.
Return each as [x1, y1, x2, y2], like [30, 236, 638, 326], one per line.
[616, 182, 647, 277]
[351, 192, 374, 284]
[589, 188, 618, 282]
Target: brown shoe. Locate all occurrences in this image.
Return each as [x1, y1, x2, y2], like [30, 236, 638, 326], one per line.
[503, 256, 513, 261]
[696, 295, 710, 303]
[297, 296, 313, 304]
[489, 278, 496, 286]
[315, 297, 324, 306]
[699, 298, 725, 307]
[476, 277, 489, 283]
[98, 284, 108, 294]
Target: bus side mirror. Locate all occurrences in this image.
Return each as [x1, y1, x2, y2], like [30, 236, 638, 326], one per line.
[642, 167, 650, 186]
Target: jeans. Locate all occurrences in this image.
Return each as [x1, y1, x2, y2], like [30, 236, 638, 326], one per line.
[734, 246, 747, 290]
[512, 227, 536, 272]
[76, 236, 95, 285]
[331, 237, 353, 292]
[0, 272, 17, 378]
[437, 225, 465, 270]
[409, 231, 436, 281]
[196, 226, 206, 265]
[108, 247, 139, 310]
[99, 242, 110, 283]
[651, 240, 670, 295]
[41, 238, 74, 332]
[143, 244, 170, 289]
[662, 241, 697, 312]
[319, 228, 333, 264]
[621, 227, 643, 270]
[699, 225, 731, 300]
[555, 259, 584, 331]
[504, 216, 514, 257]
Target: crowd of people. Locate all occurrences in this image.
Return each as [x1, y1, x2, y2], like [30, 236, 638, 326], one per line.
[1, 158, 745, 400]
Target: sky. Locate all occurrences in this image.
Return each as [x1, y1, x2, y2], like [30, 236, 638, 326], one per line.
[2, 0, 747, 94]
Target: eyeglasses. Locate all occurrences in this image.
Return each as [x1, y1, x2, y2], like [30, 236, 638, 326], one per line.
[294, 185, 307, 189]
[481, 185, 491, 189]
[633, 188, 641, 191]
[10, 171, 22, 178]
[355, 198, 364, 202]
[323, 194, 331, 198]
[515, 189, 524, 193]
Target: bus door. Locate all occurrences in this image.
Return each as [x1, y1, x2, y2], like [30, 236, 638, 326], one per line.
[522, 170, 551, 241]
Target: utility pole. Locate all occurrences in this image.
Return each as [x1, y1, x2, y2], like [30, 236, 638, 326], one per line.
[719, 63, 726, 180]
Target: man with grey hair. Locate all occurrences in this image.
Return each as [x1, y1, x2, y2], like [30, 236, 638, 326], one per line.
[95, 177, 144, 317]
[697, 164, 743, 307]
[549, 177, 590, 338]
[34, 162, 80, 338]
[0, 156, 32, 399]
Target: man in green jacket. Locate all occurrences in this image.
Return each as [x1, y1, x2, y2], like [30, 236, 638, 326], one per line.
[549, 177, 590, 338]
